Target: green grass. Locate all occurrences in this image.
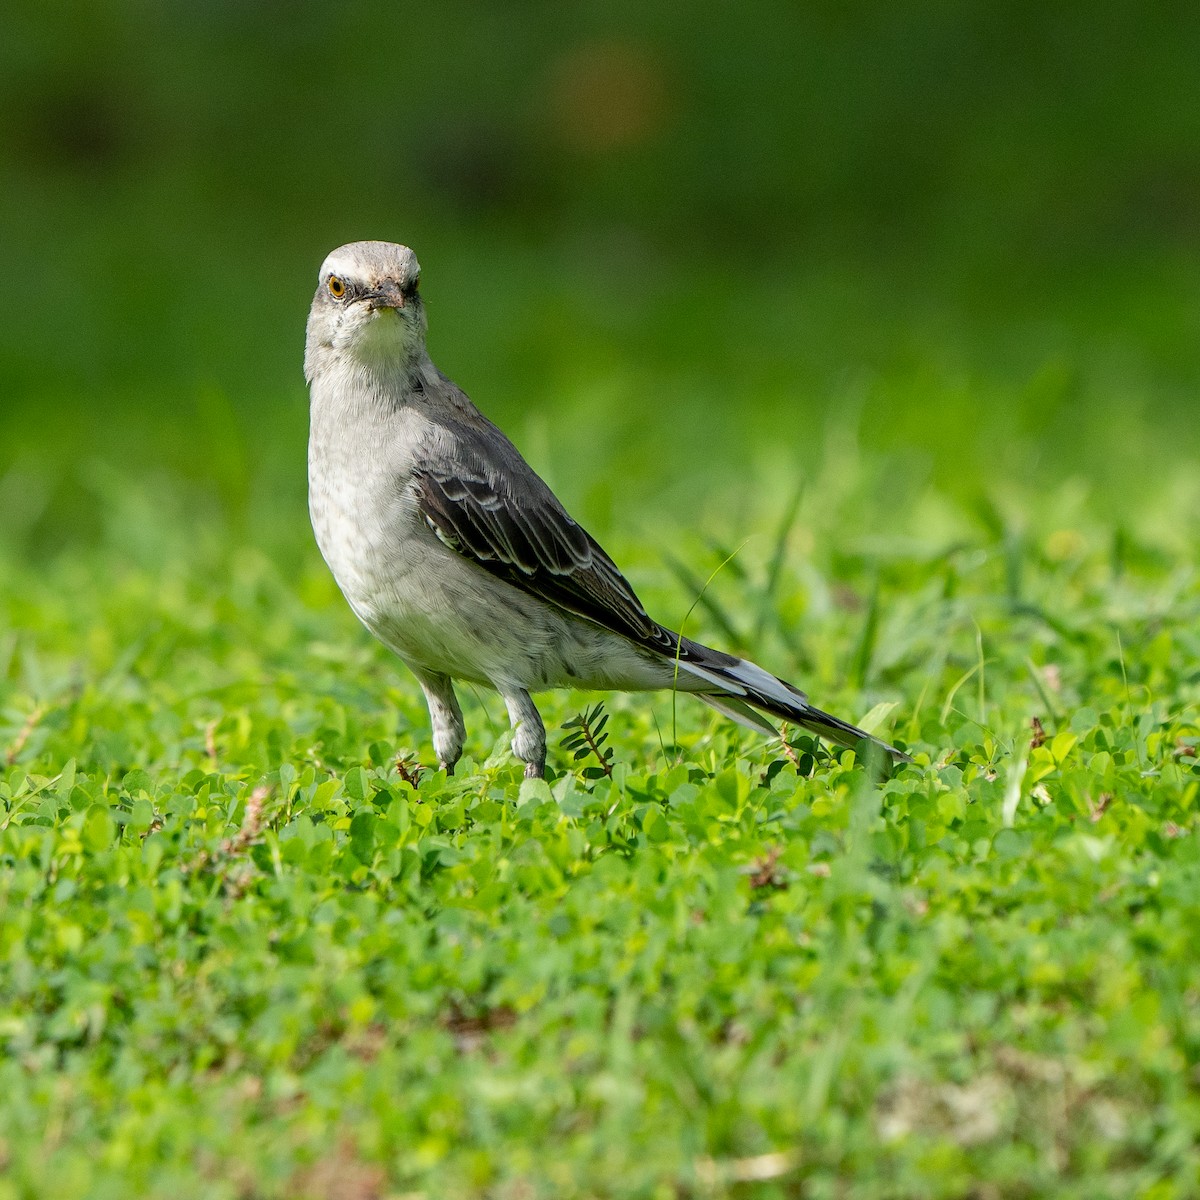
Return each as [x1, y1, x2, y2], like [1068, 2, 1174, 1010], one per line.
[2, 378, 1199, 1197]
[6, 6, 1200, 1192]
[3, 215, 1200, 1200]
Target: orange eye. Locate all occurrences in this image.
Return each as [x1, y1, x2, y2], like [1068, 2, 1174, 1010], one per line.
[328, 275, 346, 299]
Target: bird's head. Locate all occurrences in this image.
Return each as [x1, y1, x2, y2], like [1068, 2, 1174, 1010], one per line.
[304, 241, 427, 381]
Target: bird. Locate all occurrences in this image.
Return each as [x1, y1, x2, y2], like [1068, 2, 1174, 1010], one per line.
[305, 240, 909, 779]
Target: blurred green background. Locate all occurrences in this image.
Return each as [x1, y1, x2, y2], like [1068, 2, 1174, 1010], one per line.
[2, 0, 1198, 562]
[3, 11, 1200, 1193]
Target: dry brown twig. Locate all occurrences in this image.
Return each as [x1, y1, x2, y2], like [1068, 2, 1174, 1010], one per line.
[287, 1137, 386, 1200]
[443, 1003, 517, 1053]
[778, 723, 802, 771]
[5, 704, 47, 767]
[224, 784, 267, 856]
[394, 753, 424, 789]
[747, 846, 788, 891]
[695, 1151, 799, 1187]
[184, 784, 270, 887]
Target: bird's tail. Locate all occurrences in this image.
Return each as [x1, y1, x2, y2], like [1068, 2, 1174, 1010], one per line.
[672, 638, 912, 764]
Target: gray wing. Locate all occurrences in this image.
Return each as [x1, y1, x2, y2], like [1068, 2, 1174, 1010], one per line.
[413, 460, 681, 658]
[409, 407, 911, 763]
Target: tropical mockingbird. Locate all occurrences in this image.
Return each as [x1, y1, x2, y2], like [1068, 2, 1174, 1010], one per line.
[305, 241, 908, 777]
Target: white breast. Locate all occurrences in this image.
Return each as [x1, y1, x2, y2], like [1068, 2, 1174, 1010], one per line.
[306, 358, 676, 693]
[307, 367, 425, 623]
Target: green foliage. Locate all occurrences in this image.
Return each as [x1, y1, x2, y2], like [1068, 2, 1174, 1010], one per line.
[3, 8, 1200, 1192]
[1, 439, 1198, 1197]
[561, 702, 616, 779]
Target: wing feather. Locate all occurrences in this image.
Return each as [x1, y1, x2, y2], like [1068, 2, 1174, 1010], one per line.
[413, 464, 667, 646]
[406, 413, 910, 763]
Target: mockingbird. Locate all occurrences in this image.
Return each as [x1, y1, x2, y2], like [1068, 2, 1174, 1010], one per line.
[306, 241, 909, 778]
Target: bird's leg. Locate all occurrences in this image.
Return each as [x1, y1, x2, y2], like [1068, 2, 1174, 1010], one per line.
[413, 670, 464, 775]
[502, 689, 546, 779]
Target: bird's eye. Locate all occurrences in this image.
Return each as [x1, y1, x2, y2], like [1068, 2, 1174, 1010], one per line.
[328, 275, 347, 299]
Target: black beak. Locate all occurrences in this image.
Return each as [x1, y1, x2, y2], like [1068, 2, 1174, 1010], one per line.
[367, 281, 406, 310]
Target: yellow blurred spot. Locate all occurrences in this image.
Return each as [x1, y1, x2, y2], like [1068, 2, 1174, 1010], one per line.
[1045, 528, 1084, 560]
[547, 40, 672, 153]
